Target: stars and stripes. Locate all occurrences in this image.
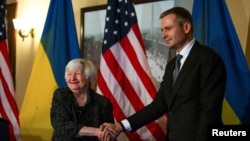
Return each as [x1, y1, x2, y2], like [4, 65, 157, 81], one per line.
[97, 0, 166, 140]
[0, 0, 22, 141]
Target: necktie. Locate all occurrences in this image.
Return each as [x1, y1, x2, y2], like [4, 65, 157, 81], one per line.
[173, 54, 182, 84]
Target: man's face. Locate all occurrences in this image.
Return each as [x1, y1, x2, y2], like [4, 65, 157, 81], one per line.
[160, 14, 190, 51]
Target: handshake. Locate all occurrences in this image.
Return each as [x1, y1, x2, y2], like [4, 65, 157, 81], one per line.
[97, 122, 124, 141]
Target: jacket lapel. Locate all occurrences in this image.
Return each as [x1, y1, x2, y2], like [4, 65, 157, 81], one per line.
[169, 41, 200, 106]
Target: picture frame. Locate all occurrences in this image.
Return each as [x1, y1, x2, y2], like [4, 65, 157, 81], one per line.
[80, 0, 175, 89]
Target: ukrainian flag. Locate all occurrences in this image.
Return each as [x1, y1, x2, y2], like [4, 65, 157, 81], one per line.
[19, 0, 80, 140]
[192, 0, 250, 124]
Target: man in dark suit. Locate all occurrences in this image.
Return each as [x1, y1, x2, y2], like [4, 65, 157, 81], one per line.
[100, 7, 227, 141]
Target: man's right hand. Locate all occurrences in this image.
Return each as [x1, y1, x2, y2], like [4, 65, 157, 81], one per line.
[100, 122, 123, 139]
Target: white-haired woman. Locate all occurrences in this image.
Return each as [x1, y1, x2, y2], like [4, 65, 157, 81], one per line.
[50, 59, 114, 141]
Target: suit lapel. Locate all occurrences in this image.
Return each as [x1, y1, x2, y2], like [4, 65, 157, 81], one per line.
[170, 41, 200, 106]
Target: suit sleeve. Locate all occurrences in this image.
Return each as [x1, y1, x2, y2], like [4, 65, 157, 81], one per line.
[125, 70, 170, 131]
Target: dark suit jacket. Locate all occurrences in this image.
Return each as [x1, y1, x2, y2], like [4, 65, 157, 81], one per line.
[126, 41, 227, 141]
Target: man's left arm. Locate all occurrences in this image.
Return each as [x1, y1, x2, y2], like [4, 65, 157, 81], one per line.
[198, 52, 227, 140]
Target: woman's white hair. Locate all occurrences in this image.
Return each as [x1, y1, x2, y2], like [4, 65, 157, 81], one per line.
[65, 58, 97, 89]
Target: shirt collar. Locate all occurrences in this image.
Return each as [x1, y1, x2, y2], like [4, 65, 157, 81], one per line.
[177, 38, 195, 57]
[176, 38, 195, 68]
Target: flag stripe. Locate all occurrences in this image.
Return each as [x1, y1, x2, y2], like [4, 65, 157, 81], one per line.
[102, 49, 144, 113]
[120, 27, 157, 98]
[97, 71, 143, 140]
[40, 0, 80, 87]
[0, 64, 19, 123]
[0, 70, 18, 123]
[192, 0, 250, 124]
[0, 43, 21, 141]
[112, 39, 154, 106]
[0, 43, 20, 141]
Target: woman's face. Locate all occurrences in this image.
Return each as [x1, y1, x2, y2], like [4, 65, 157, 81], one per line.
[65, 67, 88, 93]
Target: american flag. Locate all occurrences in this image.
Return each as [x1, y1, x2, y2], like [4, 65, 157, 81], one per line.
[96, 0, 166, 140]
[0, 0, 22, 141]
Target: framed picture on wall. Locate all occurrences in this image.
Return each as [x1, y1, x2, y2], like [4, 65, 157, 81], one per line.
[80, 0, 175, 90]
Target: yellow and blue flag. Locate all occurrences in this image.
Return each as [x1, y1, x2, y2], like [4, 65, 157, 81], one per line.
[19, 0, 80, 140]
[192, 0, 250, 124]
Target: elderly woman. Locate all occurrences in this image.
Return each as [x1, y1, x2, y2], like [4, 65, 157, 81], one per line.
[50, 58, 114, 141]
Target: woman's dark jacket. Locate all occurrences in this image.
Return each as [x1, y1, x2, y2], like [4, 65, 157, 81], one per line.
[50, 87, 114, 141]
